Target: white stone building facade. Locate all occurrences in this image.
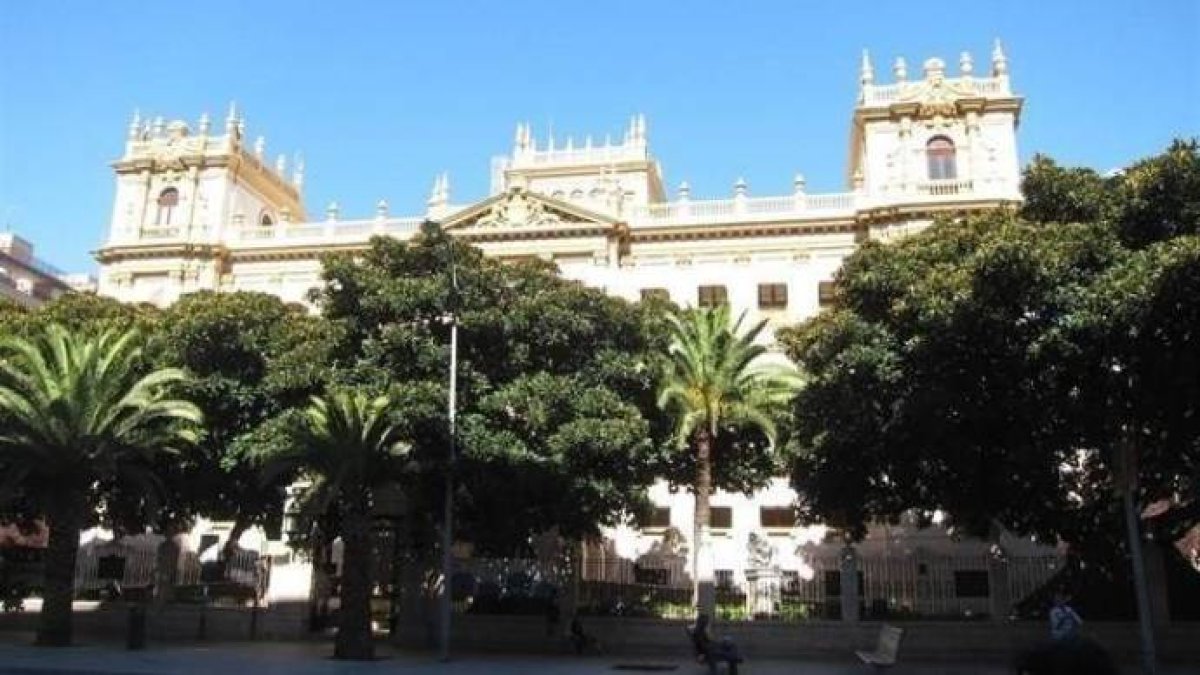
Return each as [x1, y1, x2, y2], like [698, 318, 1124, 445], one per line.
[95, 44, 1051, 602]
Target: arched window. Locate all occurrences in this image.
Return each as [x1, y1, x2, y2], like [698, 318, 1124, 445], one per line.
[155, 188, 179, 225]
[570, 189, 584, 200]
[260, 212, 274, 226]
[926, 137, 957, 180]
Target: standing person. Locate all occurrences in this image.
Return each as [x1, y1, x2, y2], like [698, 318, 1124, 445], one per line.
[1049, 590, 1083, 642]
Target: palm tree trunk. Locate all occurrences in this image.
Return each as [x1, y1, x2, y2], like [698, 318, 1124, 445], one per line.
[693, 429, 716, 618]
[334, 494, 375, 660]
[37, 495, 83, 647]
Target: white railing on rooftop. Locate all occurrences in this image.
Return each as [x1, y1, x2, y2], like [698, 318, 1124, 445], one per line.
[627, 192, 858, 227]
[513, 144, 646, 167]
[109, 180, 1008, 246]
[228, 217, 424, 243]
[861, 76, 1010, 107]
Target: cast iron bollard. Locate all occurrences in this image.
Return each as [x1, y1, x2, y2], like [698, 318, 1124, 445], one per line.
[127, 604, 147, 650]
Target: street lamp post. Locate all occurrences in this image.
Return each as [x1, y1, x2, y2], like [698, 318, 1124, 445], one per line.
[438, 233, 459, 662]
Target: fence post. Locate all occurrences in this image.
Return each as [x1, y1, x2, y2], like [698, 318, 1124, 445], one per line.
[840, 545, 860, 623]
[988, 545, 1011, 621]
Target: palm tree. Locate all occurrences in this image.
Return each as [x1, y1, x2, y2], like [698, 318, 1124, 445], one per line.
[260, 391, 408, 660]
[0, 325, 201, 646]
[657, 306, 800, 616]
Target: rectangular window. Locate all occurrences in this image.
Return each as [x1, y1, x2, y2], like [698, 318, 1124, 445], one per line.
[710, 506, 733, 529]
[715, 569, 734, 590]
[818, 281, 838, 308]
[697, 285, 728, 308]
[954, 570, 990, 598]
[638, 506, 671, 529]
[640, 287, 669, 302]
[760, 506, 797, 528]
[757, 283, 788, 309]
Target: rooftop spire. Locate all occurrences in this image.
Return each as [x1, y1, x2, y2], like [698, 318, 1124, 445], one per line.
[128, 109, 141, 140]
[893, 56, 908, 82]
[991, 38, 1008, 76]
[860, 49, 875, 86]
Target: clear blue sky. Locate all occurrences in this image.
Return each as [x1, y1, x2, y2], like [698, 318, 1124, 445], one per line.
[1, 1, 1196, 273]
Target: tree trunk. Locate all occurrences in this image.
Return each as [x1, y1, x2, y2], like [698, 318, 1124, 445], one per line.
[334, 494, 375, 660]
[220, 516, 250, 562]
[37, 495, 83, 647]
[154, 529, 182, 607]
[693, 428, 716, 619]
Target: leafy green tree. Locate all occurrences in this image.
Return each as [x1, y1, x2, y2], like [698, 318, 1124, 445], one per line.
[0, 326, 201, 646]
[781, 141, 1200, 580]
[309, 221, 670, 628]
[257, 391, 408, 661]
[657, 306, 800, 614]
[154, 291, 335, 555]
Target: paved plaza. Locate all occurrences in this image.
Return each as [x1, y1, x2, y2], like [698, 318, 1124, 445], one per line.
[0, 638, 1195, 675]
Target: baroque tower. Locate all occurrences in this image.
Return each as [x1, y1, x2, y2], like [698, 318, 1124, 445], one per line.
[851, 42, 1022, 234]
[97, 105, 306, 303]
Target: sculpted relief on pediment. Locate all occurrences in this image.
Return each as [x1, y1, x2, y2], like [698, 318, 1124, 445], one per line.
[462, 189, 595, 230]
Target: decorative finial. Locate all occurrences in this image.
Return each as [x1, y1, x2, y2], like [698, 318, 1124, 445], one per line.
[794, 173, 807, 194]
[428, 174, 445, 206]
[292, 154, 305, 189]
[734, 177, 748, 197]
[440, 172, 451, 202]
[514, 121, 524, 148]
[128, 109, 142, 140]
[860, 49, 875, 86]
[991, 38, 1008, 76]
[923, 57, 946, 81]
[254, 136, 265, 158]
[325, 201, 339, 221]
[376, 199, 389, 219]
[677, 180, 691, 200]
[225, 101, 238, 129]
[893, 57, 908, 82]
[275, 154, 286, 174]
[960, 51, 974, 75]
[151, 116, 165, 137]
[198, 112, 211, 135]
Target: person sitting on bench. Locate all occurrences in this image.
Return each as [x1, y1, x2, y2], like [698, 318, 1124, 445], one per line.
[686, 613, 743, 674]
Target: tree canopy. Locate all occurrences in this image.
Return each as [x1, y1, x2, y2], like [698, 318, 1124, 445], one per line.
[314, 222, 671, 553]
[781, 140, 1200, 549]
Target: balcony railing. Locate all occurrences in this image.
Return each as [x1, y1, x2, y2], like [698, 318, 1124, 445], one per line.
[106, 179, 1006, 248]
[916, 179, 974, 196]
[627, 192, 858, 227]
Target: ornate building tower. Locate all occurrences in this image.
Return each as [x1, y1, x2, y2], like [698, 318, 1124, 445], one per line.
[851, 42, 1023, 237]
[96, 105, 306, 304]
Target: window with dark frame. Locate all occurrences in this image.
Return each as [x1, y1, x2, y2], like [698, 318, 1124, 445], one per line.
[639, 506, 671, 529]
[640, 287, 669, 302]
[926, 136, 958, 180]
[715, 569, 734, 589]
[710, 506, 733, 529]
[818, 281, 837, 308]
[758, 283, 788, 309]
[697, 285, 728, 308]
[155, 187, 179, 226]
[760, 506, 797, 528]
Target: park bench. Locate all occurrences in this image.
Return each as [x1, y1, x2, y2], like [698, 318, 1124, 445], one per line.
[855, 624, 903, 670]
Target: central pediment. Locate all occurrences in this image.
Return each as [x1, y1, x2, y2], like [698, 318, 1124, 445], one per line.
[439, 186, 619, 239]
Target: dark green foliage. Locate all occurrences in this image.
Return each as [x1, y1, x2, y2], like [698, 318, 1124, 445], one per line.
[314, 222, 669, 553]
[783, 140, 1200, 549]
